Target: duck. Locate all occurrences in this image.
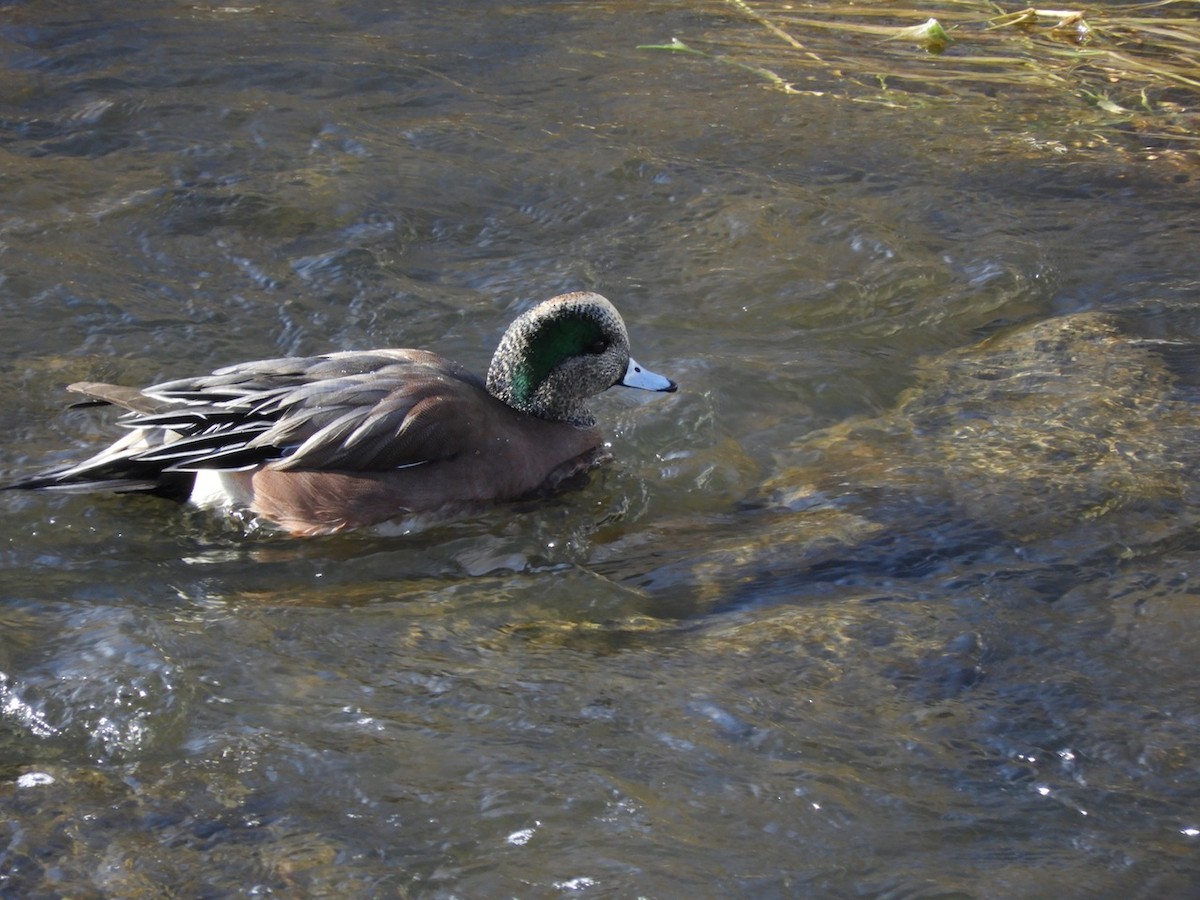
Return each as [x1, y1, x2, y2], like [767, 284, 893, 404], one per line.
[6, 292, 677, 535]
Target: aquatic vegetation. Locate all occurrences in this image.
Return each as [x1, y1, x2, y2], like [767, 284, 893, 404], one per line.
[642, 0, 1200, 156]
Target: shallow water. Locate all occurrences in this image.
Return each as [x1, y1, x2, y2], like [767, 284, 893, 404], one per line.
[3, 0, 1200, 895]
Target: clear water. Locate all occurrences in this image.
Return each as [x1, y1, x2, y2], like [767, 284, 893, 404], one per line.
[2, 1, 1199, 895]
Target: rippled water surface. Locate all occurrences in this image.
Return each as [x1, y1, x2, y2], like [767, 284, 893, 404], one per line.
[3, 0, 1200, 895]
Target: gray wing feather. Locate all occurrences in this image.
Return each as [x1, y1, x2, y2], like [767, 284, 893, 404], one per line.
[10, 351, 485, 489]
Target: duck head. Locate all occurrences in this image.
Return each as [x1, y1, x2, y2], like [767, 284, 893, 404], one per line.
[486, 292, 676, 427]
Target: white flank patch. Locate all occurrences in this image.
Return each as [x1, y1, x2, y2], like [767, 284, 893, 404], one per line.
[189, 469, 254, 510]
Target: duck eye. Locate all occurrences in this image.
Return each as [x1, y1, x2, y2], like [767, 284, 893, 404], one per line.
[586, 339, 609, 355]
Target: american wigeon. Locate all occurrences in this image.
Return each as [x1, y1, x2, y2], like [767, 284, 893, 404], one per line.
[7, 292, 677, 535]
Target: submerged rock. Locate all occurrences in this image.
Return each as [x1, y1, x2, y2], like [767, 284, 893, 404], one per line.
[605, 311, 1200, 610]
[767, 311, 1200, 546]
